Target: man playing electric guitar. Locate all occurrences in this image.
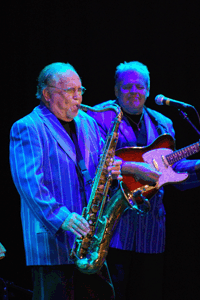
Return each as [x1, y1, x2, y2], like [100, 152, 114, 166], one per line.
[87, 61, 200, 300]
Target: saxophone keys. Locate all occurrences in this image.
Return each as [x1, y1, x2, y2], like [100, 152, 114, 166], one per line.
[91, 203, 100, 213]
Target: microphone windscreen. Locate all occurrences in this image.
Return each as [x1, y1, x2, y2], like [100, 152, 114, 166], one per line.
[155, 95, 164, 105]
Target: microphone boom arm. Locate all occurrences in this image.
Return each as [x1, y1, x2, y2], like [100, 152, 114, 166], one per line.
[178, 109, 200, 137]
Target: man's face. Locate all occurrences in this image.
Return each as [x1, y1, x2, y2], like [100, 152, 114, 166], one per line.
[115, 71, 149, 115]
[43, 70, 82, 122]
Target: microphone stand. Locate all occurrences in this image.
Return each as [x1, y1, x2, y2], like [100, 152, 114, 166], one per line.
[0, 277, 8, 300]
[178, 109, 200, 137]
[0, 277, 33, 300]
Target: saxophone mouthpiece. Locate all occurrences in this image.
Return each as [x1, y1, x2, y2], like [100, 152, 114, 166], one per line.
[79, 104, 88, 112]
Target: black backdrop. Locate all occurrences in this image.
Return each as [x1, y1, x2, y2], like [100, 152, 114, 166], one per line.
[1, 1, 200, 299]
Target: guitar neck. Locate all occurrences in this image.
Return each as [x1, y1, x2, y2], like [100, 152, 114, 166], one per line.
[166, 141, 200, 165]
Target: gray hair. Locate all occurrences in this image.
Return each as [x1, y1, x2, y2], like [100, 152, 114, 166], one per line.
[115, 61, 150, 91]
[36, 62, 77, 100]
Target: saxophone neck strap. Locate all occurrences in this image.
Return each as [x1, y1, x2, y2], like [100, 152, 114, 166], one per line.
[71, 131, 92, 186]
[77, 159, 92, 186]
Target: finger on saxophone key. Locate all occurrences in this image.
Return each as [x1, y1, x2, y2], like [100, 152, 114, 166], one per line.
[78, 216, 90, 236]
[108, 159, 123, 180]
[61, 212, 90, 238]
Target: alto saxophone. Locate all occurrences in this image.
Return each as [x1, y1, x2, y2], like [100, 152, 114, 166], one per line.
[70, 103, 149, 274]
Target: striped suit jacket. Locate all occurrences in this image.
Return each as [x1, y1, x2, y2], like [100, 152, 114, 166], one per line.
[88, 100, 200, 253]
[9, 102, 102, 266]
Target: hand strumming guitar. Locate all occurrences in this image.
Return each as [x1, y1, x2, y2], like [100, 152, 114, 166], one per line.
[121, 161, 161, 185]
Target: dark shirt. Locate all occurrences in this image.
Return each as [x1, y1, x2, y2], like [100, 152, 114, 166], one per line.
[58, 119, 76, 140]
[123, 110, 147, 146]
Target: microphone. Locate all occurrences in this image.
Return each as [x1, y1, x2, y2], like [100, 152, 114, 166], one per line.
[155, 94, 193, 109]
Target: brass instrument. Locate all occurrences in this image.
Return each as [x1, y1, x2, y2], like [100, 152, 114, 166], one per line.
[70, 103, 150, 274]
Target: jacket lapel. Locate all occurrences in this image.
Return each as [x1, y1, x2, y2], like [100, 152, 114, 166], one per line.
[145, 107, 169, 135]
[34, 104, 77, 165]
[143, 108, 159, 144]
[74, 111, 90, 168]
[119, 115, 137, 145]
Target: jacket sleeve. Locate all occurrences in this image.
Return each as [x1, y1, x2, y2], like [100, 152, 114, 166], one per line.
[9, 119, 71, 236]
[159, 111, 200, 191]
[87, 108, 116, 141]
[172, 159, 200, 191]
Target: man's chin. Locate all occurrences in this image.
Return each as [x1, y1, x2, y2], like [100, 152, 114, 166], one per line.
[67, 110, 79, 121]
[125, 107, 143, 115]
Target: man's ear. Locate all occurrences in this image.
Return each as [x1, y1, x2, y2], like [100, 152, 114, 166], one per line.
[146, 89, 150, 98]
[42, 88, 50, 102]
[114, 85, 118, 98]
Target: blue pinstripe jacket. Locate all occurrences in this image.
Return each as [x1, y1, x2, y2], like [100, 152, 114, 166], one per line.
[9, 102, 102, 266]
[88, 100, 200, 253]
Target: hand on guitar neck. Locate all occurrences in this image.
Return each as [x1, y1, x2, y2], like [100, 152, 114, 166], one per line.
[121, 160, 161, 185]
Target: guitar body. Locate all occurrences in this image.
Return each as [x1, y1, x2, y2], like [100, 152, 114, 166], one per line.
[116, 134, 189, 202]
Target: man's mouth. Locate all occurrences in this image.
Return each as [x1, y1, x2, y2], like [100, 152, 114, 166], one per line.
[128, 97, 139, 102]
[71, 105, 79, 111]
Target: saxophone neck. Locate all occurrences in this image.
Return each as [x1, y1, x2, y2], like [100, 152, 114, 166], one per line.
[80, 103, 122, 116]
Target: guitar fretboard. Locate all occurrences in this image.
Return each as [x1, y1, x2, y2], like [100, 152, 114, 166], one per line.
[166, 141, 200, 165]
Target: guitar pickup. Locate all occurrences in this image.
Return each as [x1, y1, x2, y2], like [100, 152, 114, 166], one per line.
[161, 155, 169, 168]
[152, 159, 159, 171]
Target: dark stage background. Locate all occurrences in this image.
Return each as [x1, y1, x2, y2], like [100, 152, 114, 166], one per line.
[1, 1, 200, 299]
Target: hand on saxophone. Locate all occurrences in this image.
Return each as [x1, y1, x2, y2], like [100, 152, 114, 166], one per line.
[61, 212, 90, 238]
[107, 158, 123, 180]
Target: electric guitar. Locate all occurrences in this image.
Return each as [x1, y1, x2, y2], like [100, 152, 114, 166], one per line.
[116, 134, 200, 204]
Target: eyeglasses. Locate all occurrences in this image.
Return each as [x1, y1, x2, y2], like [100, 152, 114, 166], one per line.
[48, 85, 86, 95]
[121, 84, 145, 91]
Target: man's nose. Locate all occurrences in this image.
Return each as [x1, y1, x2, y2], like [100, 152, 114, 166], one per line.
[130, 85, 138, 93]
[73, 90, 81, 99]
